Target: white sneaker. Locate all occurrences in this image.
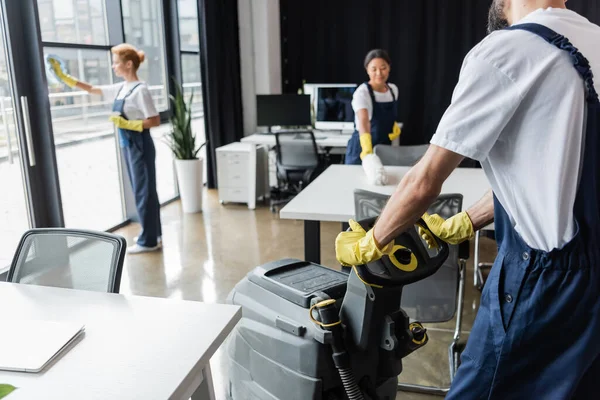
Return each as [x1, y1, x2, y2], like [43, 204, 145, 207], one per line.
[134, 236, 162, 244]
[127, 243, 161, 254]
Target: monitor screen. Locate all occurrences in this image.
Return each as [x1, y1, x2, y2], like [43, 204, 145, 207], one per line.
[256, 94, 312, 127]
[316, 87, 355, 122]
[315, 86, 356, 130]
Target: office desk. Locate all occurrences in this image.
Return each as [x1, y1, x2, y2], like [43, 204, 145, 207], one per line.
[241, 132, 352, 148]
[0, 282, 241, 400]
[279, 165, 491, 264]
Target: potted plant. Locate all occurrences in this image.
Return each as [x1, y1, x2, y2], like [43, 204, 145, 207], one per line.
[164, 79, 207, 213]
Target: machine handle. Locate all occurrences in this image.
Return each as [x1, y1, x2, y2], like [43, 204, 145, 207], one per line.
[20, 96, 36, 167]
[351, 217, 450, 288]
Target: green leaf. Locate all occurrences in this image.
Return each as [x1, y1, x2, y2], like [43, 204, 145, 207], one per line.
[0, 384, 16, 399]
[166, 76, 199, 160]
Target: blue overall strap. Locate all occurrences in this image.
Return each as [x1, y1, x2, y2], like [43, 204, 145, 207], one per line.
[507, 22, 600, 239]
[506, 23, 598, 103]
[365, 82, 396, 102]
[365, 82, 398, 120]
[121, 82, 143, 107]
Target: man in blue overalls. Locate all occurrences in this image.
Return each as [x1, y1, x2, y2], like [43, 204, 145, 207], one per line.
[335, 1, 600, 397]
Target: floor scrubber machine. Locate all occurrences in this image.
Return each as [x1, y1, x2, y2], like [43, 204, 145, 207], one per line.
[225, 218, 449, 400]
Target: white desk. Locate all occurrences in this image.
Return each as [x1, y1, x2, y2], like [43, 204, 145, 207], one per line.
[279, 164, 491, 263]
[0, 282, 241, 400]
[241, 132, 352, 148]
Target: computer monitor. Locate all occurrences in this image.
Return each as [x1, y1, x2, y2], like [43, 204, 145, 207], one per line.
[309, 84, 357, 131]
[256, 94, 312, 131]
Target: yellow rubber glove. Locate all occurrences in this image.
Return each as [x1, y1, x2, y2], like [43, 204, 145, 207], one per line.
[335, 219, 395, 267]
[388, 122, 402, 141]
[418, 212, 475, 248]
[108, 115, 144, 132]
[48, 57, 78, 88]
[359, 133, 373, 160]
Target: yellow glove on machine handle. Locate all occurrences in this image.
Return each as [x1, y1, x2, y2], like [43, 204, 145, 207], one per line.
[48, 57, 78, 88]
[388, 122, 402, 141]
[335, 219, 395, 267]
[418, 211, 475, 248]
[109, 115, 144, 132]
[359, 133, 373, 160]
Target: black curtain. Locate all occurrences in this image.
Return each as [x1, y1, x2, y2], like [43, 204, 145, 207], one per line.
[199, 0, 244, 188]
[280, 0, 600, 145]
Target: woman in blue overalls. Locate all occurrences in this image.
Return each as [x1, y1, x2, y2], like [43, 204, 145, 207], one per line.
[345, 49, 401, 165]
[48, 44, 162, 254]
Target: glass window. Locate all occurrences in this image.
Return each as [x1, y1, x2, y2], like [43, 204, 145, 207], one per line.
[178, 0, 203, 119]
[178, 0, 199, 51]
[0, 27, 30, 269]
[38, 0, 108, 45]
[122, 0, 168, 112]
[181, 54, 203, 117]
[152, 125, 177, 203]
[43, 47, 124, 231]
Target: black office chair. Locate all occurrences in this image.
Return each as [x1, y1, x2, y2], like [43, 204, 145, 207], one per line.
[7, 228, 127, 294]
[270, 131, 323, 212]
[374, 144, 429, 166]
[353, 189, 468, 396]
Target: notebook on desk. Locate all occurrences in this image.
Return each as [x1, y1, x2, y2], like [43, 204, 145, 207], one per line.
[0, 320, 85, 373]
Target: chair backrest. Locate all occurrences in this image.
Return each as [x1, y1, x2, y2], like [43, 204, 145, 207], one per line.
[275, 131, 320, 184]
[7, 229, 127, 294]
[374, 144, 429, 166]
[353, 190, 463, 322]
[354, 189, 391, 220]
[275, 131, 320, 169]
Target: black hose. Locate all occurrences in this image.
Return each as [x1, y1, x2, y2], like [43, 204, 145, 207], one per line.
[337, 367, 364, 400]
[313, 300, 365, 400]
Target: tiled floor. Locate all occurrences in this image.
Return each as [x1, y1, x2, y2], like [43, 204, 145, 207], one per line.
[115, 190, 497, 400]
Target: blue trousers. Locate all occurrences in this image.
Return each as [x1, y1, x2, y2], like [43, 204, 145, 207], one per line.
[122, 131, 161, 247]
[447, 247, 600, 399]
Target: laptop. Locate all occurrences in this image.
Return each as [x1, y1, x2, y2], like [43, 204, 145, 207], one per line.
[0, 320, 85, 373]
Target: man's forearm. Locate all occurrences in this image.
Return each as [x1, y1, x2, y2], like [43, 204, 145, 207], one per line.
[371, 144, 465, 248]
[373, 169, 441, 247]
[466, 189, 494, 231]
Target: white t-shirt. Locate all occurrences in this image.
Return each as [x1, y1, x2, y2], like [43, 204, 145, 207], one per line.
[100, 81, 159, 120]
[430, 8, 600, 252]
[351, 83, 399, 128]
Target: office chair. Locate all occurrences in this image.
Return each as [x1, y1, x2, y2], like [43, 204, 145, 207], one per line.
[270, 131, 323, 213]
[7, 228, 127, 294]
[374, 144, 429, 166]
[353, 189, 468, 396]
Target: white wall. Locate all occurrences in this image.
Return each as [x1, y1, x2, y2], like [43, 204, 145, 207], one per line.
[238, 0, 282, 135]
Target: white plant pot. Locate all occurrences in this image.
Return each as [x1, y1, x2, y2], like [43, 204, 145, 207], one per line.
[175, 158, 203, 213]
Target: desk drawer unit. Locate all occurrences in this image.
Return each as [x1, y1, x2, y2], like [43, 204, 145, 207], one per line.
[216, 142, 267, 209]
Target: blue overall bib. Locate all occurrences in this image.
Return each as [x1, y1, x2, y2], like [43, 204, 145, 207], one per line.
[447, 24, 600, 399]
[113, 84, 161, 248]
[345, 83, 397, 165]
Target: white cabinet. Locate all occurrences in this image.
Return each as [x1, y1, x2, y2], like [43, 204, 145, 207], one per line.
[216, 142, 267, 209]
